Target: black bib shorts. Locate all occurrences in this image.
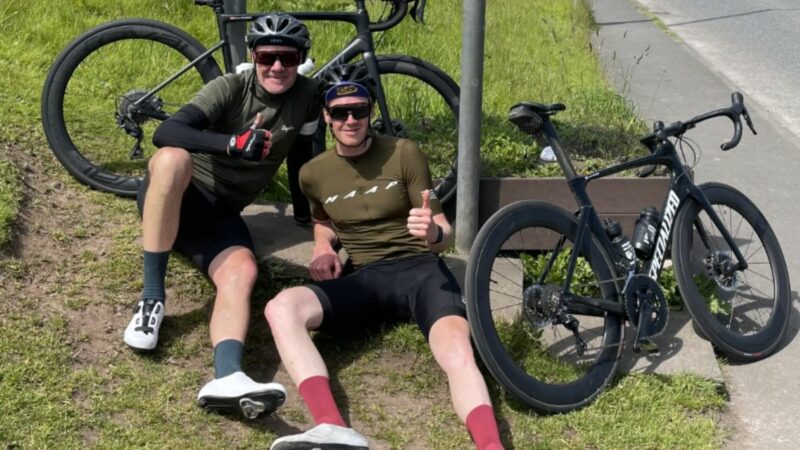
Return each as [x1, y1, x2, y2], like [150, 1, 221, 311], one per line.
[308, 252, 467, 340]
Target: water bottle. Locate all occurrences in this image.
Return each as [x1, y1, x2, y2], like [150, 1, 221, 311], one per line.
[632, 206, 660, 259]
[604, 218, 635, 271]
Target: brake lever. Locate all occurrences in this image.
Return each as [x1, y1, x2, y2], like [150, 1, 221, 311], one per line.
[742, 107, 758, 135]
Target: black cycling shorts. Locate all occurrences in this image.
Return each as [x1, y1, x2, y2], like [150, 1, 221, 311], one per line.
[137, 178, 254, 274]
[308, 252, 467, 340]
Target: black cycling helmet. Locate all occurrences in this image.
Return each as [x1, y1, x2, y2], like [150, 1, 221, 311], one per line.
[319, 63, 377, 104]
[246, 13, 311, 54]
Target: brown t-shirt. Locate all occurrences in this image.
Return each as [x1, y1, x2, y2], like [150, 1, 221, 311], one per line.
[299, 135, 443, 267]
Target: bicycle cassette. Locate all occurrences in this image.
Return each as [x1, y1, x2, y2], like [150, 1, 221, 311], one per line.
[625, 274, 669, 339]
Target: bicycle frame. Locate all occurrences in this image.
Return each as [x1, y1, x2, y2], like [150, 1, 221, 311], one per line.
[537, 117, 748, 316]
[133, 0, 410, 135]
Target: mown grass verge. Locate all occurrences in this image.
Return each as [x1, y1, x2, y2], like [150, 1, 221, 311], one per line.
[0, 0, 725, 448]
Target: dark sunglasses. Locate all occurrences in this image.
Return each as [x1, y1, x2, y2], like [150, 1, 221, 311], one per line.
[326, 105, 371, 121]
[252, 51, 302, 68]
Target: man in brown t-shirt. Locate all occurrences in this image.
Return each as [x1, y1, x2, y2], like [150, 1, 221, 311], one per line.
[264, 64, 504, 450]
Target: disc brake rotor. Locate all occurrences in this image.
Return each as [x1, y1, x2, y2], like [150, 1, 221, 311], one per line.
[704, 250, 739, 292]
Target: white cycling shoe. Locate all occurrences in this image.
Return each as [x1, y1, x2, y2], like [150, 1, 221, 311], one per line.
[123, 298, 165, 352]
[270, 423, 369, 450]
[197, 371, 286, 419]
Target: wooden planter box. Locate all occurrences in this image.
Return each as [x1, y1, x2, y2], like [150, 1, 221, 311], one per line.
[477, 176, 671, 230]
[446, 176, 672, 250]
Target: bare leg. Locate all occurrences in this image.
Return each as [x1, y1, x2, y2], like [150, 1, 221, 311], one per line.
[124, 146, 193, 351]
[141, 146, 193, 252]
[428, 316, 493, 421]
[264, 287, 327, 382]
[208, 246, 259, 346]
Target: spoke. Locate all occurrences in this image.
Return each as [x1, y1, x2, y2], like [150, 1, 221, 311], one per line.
[743, 268, 775, 284]
[744, 239, 764, 262]
[489, 268, 523, 289]
[740, 272, 775, 300]
[488, 301, 523, 312]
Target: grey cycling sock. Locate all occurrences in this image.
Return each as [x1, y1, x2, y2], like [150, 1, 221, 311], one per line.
[214, 339, 244, 379]
[142, 250, 169, 301]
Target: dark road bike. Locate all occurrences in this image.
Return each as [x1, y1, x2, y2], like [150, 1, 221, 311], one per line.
[465, 92, 791, 413]
[41, 0, 459, 202]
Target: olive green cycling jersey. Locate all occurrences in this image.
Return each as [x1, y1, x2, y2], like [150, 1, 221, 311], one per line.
[299, 135, 443, 267]
[189, 69, 320, 210]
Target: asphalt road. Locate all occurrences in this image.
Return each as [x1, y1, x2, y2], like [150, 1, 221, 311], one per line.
[594, 0, 800, 448]
[636, 0, 800, 140]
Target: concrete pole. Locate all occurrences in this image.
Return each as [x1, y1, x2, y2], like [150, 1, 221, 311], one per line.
[455, 0, 486, 255]
[225, 0, 248, 68]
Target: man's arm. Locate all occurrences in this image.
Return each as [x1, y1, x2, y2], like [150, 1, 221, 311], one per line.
[152, 104, 229, 154]
[308, 220, 342, 281]
[153, 105, 271, 160]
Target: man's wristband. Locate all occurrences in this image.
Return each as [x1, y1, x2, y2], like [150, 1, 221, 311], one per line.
[429, 225, 444, 245]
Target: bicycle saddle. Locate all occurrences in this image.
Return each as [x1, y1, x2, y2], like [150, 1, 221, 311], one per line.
[510, 101, 566, 116]
[508, 102, 565, 135]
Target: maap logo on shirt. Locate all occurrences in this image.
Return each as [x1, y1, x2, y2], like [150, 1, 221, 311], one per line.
[324, 179, 400, 204]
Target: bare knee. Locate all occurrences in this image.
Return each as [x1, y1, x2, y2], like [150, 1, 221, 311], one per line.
[430, 318, 477, 375]
[265, 288, 318, 331]
[436, 336, 476, 374]
[148, 146, 193, 191]
[210, 249, 258, 294]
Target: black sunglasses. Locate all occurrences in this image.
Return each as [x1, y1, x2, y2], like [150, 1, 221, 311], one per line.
[252, 51, 302, 68]
[326, 104, 371, 121]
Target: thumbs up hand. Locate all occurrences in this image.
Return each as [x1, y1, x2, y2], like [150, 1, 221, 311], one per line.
[407, 189, 437, 243]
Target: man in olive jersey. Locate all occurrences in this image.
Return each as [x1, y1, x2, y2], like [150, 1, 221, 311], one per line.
[123, 14, 319, 419]
[264, 64, 505, 450]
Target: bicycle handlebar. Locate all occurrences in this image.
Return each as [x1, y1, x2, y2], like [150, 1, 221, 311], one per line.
[641, 91, 758, 151]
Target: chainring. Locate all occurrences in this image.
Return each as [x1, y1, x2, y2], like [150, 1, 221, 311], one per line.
[625, 274, 669, 339]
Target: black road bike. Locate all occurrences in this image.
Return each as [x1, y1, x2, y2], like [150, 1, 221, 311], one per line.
[41, 0, 459, 203]
[465, 93, 791, 414]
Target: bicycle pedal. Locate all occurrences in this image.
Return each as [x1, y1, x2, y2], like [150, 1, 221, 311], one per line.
[239, 397, 266, 420]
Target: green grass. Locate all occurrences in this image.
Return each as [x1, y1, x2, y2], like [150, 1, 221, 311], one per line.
[0, 0, 725, 448]
[0, 0, 648, 210]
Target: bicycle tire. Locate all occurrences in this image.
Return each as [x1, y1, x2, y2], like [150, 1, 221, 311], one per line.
[373, 55, 460, 204]
[465, 200, 624, 413]
[41, 19, 223, 197]
[672, 182, 791, 361]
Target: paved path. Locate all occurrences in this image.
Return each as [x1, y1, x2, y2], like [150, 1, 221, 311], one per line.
[593, 0, 800, 447]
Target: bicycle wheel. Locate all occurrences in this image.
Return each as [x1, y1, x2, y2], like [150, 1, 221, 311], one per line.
[41, 19, 223, 197]
[672, 182, 791, 361]
[465, 200, 624, 413]
[374, 56, 460, 204]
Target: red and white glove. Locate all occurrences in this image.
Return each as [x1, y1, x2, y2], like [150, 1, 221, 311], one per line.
[227, 113, 271, 161]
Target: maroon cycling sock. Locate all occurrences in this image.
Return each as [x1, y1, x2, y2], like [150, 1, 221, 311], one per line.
[466, 404, 503, 450]
[298, 376, 346, 427]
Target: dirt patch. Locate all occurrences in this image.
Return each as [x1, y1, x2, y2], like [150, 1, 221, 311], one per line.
[2, 144, 128, 367]
[0, 142, 471, 448]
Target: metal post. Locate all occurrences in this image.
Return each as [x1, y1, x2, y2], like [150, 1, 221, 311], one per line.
[455, 0, 486, 255]
[225, 0, 248, 68]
